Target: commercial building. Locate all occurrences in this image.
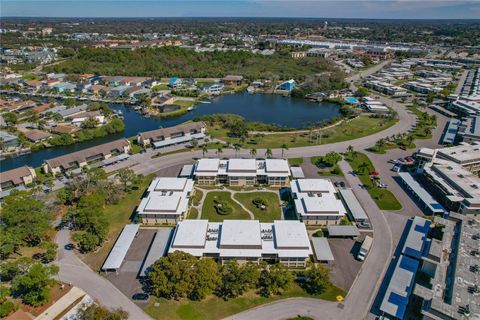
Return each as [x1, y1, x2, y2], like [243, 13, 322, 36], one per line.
[168, 219, 313, 267]
[43, 138, 130, 174]
[0, 166, 36, 190]
[137, 122, 206, 148]
[380, 213, 480, 320]
[290, 179, 347, 225]
[194, 158, 291, 187]
[136, 177, 194, 224]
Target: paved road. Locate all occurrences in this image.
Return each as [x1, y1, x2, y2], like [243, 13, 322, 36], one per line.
[55, 229, 153, 320]
[226, 160, 393, 320]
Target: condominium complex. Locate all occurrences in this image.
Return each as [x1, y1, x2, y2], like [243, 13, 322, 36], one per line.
[136, 177, 195, 224]
[168, 219, 313, 267]
[415, 143, 480, 174]
[380, 214, 480, 320]
[137, 121, 206, 148]
[194, 158, 291, 186]
[290, 179, 347, 225]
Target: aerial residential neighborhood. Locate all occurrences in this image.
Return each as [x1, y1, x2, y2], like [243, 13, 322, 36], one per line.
[0, 2, 479, 320]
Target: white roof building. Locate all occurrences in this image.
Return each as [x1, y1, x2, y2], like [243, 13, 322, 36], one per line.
[137, 177, 194, 224]
[169, 220, 313, 267]
[290, 179, 347, 225]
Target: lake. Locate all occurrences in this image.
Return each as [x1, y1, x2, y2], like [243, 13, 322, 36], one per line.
[0, 93, 339, 171]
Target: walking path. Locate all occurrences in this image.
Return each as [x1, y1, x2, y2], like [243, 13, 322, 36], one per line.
[55, 229, 153, 320]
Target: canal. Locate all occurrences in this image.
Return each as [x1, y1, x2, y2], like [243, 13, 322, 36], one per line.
[0, 93, 340, 171]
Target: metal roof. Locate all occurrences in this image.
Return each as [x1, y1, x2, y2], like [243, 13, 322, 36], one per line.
[339, 188, 369, 222]
[327, 225, 360, 237]
[152, 132, 205, 148]
[380, 255, 419, 320]
[402, 216, 431, 259]
[290, 166, 305, 179]
[101, 224, 139, 271]
[140, 228, 173, 277]
[398, 172, 445, 214]
[179, 164, 194, 178]
[311, 237, 334, 261]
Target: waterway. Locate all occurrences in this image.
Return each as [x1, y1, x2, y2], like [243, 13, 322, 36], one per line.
[0, 93, 339, 171]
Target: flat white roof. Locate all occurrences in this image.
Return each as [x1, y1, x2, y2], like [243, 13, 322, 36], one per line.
[294, 179, 334, 193]
[290, 166, 305, 179]
[339, 188, 369, 221]
[171, 220, 208, 248]
[220, 220, 262, 248]
[196, 158, 220, 172]
[102, 224, 139, 270]
[228, 159, 257, 171]
[274, 220, 310, 249]
[327, 225, 360, 237]
[153, 177, 188, 191]
[141, 228, 172, 277]
[265, 159, 290, 173]
[144, 194, 181, 212]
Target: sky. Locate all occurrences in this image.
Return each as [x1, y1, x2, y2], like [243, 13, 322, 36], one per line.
[2, 0, 479, 19]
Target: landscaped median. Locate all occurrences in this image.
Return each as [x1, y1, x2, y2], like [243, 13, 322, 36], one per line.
[344, 151, 402, 211]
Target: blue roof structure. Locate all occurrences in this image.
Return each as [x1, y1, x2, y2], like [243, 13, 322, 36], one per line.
[442, 120, 461, 144]
[398, 172, 446, 215]
[402, 216, 431, 259]
[380, 255, 419, 319]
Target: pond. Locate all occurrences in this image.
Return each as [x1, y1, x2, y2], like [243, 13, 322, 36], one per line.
[1, 93, 339, 171]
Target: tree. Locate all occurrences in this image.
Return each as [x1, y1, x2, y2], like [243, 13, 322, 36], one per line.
[358, 162, 370, 174]
[81, 117, 99, 129]
[191, 137, 199, 148]
[202, 145, 208, 157]
[217, 261, 260, 300]
[250, 148, 257, 158]
[78, 304, 128, 320]
[216, 147, 223, 156]
[281, 144, 288, 158]
[346, 145, 354, 156]
[321, 152, 342, 167]
[11, 263, 59, 306]
[189, 258, 220, 300]
[39, 241, 58, 263]
[0, 229, 20, 260]
[258, 264, 293, 297]
[149, 251, 197, 299]
[116, 168, 138, 192]
[265, 148, 273, 158]
[0, 285, 17, 318]
[302, 265, 330, 295]
[1, 192, 52, 247]
[355, 87, 369, 97]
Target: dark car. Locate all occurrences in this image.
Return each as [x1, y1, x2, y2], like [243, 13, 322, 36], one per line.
[132, 293, 149, 301]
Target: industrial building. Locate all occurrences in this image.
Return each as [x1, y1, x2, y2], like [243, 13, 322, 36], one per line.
[290, 179, 347, 225]
[136, 177, 195, 224]
[194, 158, 291, 187]
[168, 219, 313, 267]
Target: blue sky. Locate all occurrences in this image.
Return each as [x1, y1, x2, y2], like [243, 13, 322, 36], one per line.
[2, 0, 479, 19]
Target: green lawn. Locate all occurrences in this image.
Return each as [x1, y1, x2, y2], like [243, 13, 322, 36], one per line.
[128, 137, 144, 154]
[201, 192, 250, 221]
[143, 283, 345, 320]
[187, 207, 199, 219]
[192, 189, 204, 206]
[208, 115, 398, 149]
[345, 152, 402, 211]
[233, 192, 282, 222]
[81, 175, 155, 271]
[288, 158, 304, 166]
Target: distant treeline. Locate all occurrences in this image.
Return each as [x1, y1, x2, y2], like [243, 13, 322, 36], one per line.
[44, 47, 339, 81]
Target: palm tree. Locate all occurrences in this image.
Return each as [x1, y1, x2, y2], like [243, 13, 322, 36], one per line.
[406, 135, 415, 147]
[281, 144, 288, 158]
[358, 162, 369, 174]
[216, 147, 223, 156]
[250, 148, 257, 158]
[233, 144, 241, 157]
[202, 146, 208, 158]
[265, 148, 273, 159]
[347, 145, 354, 156]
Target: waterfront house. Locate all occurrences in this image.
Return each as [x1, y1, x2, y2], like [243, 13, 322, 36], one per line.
[53, 82, 76, 93]
[109, 85, 131, 98]
[70, 111, 105, 127]
[137, 121, 206, 148]
[23, 129, 52, 143]
[202, 83, 225, 95]
[0, 131, 21, 149]
[222, 75, 243, 86]
[43, 138, 130, 174]
[0, 166, 36, 190]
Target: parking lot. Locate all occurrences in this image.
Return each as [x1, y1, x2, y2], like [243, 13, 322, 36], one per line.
[328, 236, 366, 292]
[105, 228, 157, 305]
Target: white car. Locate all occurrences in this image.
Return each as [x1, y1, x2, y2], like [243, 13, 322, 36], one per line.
[379, 183, 388, 188]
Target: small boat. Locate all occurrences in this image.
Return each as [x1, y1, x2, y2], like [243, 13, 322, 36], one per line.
[198, 101, 212, 104]
[187, 106, 194, 111]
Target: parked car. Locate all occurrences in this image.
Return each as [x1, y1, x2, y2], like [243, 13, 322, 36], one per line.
[334, 181, 346, 188]
[358, 221, 371, 229]
[392, 165, 401, 172]
[132, 293, 149, 301]
[378, 183, 388, 188]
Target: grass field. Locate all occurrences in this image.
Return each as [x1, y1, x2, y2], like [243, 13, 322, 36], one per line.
[208, 115, 398, 149]
[187, 207, 199, 219]
[201, 191, 250, 221]
[81, 175, 154, 271]
[192, 189, 204, 206]
[288, 158, 304, 166]
[233, 192, 282, 222]
[144, 283, 345, 320]
[345, 152, 402, 211]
